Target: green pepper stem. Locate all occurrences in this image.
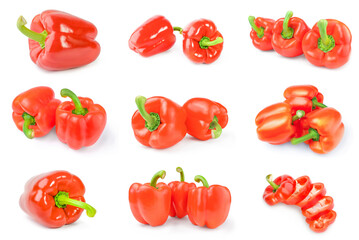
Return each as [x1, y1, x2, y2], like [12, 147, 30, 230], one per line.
[209, 116, 223, 139]
[266, 174, 279, 190]
[282, 11, 294, 39]
[22, 112, 35, 139]
[54, 191, 96, 217]
[17, 16, 47, 49]
[150, 170, 166, 188]
[60, 89, 88, 116]
[173, 26, 183, 34]
[292, 110, 305, 123]
[312, 97, 327, 109]
[194, 175, 209, 188]
[176, 167, 185, 182]
[291, 128, 320, 145]
[135, 96, 160, 132]
[318, 19, 331, 46]
[199, 36, 224, 49]
[248, 16, 264, 38]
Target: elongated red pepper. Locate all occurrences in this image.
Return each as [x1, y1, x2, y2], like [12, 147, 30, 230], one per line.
[17, 10, 100, 71]
[263, 174, 295, 205]
[183, 98, 228, 140]
[284, 85, 326, 113]
[248, 16, 275, 51]
[20, 171, 96, 228]
[168, 167, 196, 218]
[12, 86, 61, 139]
[302, 19, 352, 68]
[129, 170, 171, 226]
[56, 89, 107, 150]
[131, 96, 187, 149]
[129, 15, 176, 57]
[272, 11, 310, 57]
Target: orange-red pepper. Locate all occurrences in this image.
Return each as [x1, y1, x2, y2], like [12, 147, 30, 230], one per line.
[187, 175, 231, 229]
[291, 107, 344, 154]
[248, 16, 275, 51]
[263, 174, 295, 206]
[168, 167, 196, 218]
[272, 11, 310, 57]
[56, 89, 107, 150]
[20, 171, 96, 228]
[129, 170, 171, 226]
[302, 19, 352, 68]
[131, 96, 187, 149]
[183, 98, 228, 140]
[12, 86, 60, 139]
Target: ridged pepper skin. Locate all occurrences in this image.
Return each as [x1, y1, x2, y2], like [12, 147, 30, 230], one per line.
[187, 175, 231, 229]
[284, 85, 326, 113]
[56, 89, 106, 150]
[17, 10, 100, 71]
[272, 11, 310, 57]
[132, 96, 187, 149]
[263, 175, 295, 206]
[248, 16, 275, 51]
[168, 167, 196, 218]
[20, 171, 96, 228]
[12, 86, 61, 139]
[129, 171, 171, 226]
[129, 16, 176, 57]
[302, 19, 352, 69]
[182, 19, 224, 64]
[183, 98, 228, 140]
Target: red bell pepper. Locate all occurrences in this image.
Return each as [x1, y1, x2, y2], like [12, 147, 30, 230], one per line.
[129, 170, 171, 226]
[291, 107, 344, 154]
[131, 96, 187, 149]
[20, 171, 96, 228]
[56, 89, 107, 150]
[168, 167, 196, 218]
[129, 15, 176, 57]
[183, 98, 228, 140]
[255, 102, 305, 144]
[248, 16, 275, 51]
[187, 175, 231, 229]
[263, 174, 295, 206]
[178, 19, 223, 64]
[12, 86, 61, 139]
[17, 10, 100, 71]
[272, 11, 310, 57]
[284, 85, 326, 113]
[302, 19, 352, 68]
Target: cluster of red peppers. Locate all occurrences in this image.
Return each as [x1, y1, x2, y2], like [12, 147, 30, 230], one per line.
[17, 10, 101, 71]
[12, 86, 106, 150]
[132, 96, 228, 149]
[255, 85, 344, 154]
[249, 11, 352, 68]
[264, 174, 336, 233]
[20, 171, 96, 228]
[129, 15, 224, 64]
[129, 167, 231, 228]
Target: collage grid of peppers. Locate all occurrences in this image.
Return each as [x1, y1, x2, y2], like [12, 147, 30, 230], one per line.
[2, 1, 358, 239]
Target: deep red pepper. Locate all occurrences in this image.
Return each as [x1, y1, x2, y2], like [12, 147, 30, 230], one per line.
[263, 174, 295, 205]
[17, 10, 100, 71]
[248, 16, 275, 51]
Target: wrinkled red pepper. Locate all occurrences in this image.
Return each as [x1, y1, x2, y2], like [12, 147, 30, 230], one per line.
[248, 16, 275, 51]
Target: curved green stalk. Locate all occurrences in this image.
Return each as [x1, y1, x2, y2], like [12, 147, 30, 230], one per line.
[281, 11, 294, 39]
[292, 110, 305, 123]
[22, 112, 35, 139]
[317, 19, 335, 52]
[17, 16, 47, 49]
[173, 26, 183, 34]
[135, 96, 160, 132]
[209, 116, 222, 139]
[54, 191, 96, 217]
[194, 175, 209, 188]
[60, 89, 88, 116]
[291, 128, 320, 145]
[176, 167, 185, 182]
[199, 36, 224, 49]
[150, 170, 166, 188]
[266, 174, 279, 191]
[248, 16, 264, 38]
[312, 97, 327, 109]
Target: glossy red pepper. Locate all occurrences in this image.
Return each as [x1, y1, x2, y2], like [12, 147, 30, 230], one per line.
[56, 89, 107, 150]
[248, 16, 275, 51]
[129, 170, 171, 226]
[302, 19, 351, 68]
[168, 167, 196, 218]
[12, 86, 61, 139]
[187, 175, 231, 229]
[131, 96, 187, 149]
[129, 15, 176, 57]
[263, 174, 295, 205]
[179, 19, 223, 64]
[17, 10, 100, 71]
[272, 11, 310, 57]
[20, 171, 96, 228]
[183, 98, 228, 140]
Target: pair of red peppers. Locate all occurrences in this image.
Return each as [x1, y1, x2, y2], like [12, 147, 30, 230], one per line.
[12, 86, 106, 150]
[264, 174, 336, 233]
[129, 15, 224, 64]
[132, 96, 228, 149]
[255, 85, 344, 154]
[249, 11, 352, 68]
[129, 168, 231, 228]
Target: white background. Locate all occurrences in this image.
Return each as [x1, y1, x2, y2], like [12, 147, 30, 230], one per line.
[0, 0, 357, 239]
